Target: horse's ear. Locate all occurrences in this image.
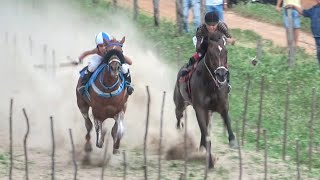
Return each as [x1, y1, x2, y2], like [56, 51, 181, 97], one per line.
[120, 36, 125, 44]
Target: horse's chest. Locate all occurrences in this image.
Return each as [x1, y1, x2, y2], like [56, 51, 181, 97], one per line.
[202, 93, 225, 110]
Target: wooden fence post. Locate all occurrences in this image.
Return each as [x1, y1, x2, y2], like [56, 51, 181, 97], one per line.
[282, 82, 290, 160]
[175, 0, 183, 34]
[23, 108, 30, 180]
[153, 0, 160, 26]
[256, 76, 264, 152]
[133, 0, 138, 20]
[241, 74, 250, 146]
[143, 86, 151, 180]
[158, 91, 166, 180]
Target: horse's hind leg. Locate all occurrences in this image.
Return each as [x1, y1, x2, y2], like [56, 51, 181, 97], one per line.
[77, 97, 93, 153]
[111, 111, 125, 154]
[174, 85, 185, 129]
[220, 109, 237, 148]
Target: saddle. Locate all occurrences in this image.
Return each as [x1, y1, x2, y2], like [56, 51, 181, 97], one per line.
[78, 65, 126, 100]
[178, 61, 199, 99]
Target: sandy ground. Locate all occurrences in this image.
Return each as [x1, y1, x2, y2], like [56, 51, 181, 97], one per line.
[0, 0, 317, 179]
[116, 0, 317, 56]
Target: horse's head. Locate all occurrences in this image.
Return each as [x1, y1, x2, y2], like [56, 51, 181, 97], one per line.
[205, 32, 228, 85]
[102, 37, 126, 78]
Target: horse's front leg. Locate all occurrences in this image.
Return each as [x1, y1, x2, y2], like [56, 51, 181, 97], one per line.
[111, 110, 125, 154]
[94, 119, 106, 148]
[194, 107, 214, 168]
[220, 109, 237, 148]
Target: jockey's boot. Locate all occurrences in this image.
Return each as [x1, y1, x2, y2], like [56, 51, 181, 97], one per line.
[180, 53, 200, 77]
[78, 71, 93, 95]
[124, 72, 134, 95]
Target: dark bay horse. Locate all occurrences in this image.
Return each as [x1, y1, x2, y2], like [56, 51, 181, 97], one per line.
[76, 37, 129, 156]
[173, 32, 236, 168]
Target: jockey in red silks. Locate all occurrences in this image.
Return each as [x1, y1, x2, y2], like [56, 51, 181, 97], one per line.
[78, 32, 134, 95]
[181, 11, 235, 92]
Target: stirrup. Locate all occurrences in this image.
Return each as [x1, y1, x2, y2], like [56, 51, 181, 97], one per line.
[180, 68, 188, 76]
[127, 86, 134, 95]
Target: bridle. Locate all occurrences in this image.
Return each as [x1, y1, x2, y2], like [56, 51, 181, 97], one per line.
[203, 39, 228, 88]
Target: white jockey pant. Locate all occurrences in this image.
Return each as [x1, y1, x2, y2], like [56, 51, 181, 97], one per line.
[87, 54, 130, 75]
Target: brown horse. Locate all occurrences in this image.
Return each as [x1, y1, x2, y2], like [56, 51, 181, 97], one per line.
[173, 32, 236, 168]
[76, 37, 129, 156]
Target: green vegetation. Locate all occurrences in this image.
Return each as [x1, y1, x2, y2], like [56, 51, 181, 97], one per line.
[78, 0, 320, 177]
[0, 152, 9, 166]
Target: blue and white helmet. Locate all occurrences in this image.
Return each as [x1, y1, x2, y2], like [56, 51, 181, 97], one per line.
[95, 32, 111, 45]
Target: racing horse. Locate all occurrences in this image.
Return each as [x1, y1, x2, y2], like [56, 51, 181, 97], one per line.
[173, 32, 236, 168]
[76, 37, 129, 157]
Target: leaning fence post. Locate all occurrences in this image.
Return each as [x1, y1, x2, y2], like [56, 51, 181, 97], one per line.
[256, 76, 264, 152]
[144, 86, 151, 180]
[242, 74, 250, 146]
[308, 87, 316, 171]
[9, 98, 13, 180]
[23, 108, 30, 180]
[133, 0, 138, 20]
[52, 50, 56, 77]
[282, 82, 290, 161]
[43, 44, 48, 72]
[69, 129, 77, 180]
[158, 91, 166, 180]
[175, 0, 183, 34]
[113, 0, 117, 6]
[153, 0, 160, 26]
[256, 39, 262, 62]
[29, 35, 32, 56]
[50, 116, 55, 180]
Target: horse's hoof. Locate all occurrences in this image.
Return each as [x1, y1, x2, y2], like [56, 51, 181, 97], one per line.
[84, 143, 93, 152]
[113, 149, 120, 154]
[229, 139, 238, 149]
[96, 143, 103, 148]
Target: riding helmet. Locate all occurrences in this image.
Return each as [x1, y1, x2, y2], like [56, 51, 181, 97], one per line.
[95, 32, 111, 45]
[205, 11, 219, 25]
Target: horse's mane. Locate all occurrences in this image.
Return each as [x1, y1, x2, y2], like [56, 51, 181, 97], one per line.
[102, 37, 125, 64]
[102, 49, 125, 64]
[207, 31, 225, 44]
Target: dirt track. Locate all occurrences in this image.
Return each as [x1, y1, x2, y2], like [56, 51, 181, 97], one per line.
[117, 0, 316, 55]
[0, 0, 318, 179]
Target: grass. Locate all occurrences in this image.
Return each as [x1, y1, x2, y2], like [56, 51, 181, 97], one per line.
[231, 2, 312, 33]
[77, 0, 320, 177]
[0, 152, 9, 166]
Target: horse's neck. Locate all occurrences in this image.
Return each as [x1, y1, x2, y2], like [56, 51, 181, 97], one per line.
[197, 58, 218, 90]
[97, 69, 120, 91]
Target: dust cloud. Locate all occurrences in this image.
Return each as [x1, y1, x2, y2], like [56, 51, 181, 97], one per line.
[0, 0, 201, 160]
